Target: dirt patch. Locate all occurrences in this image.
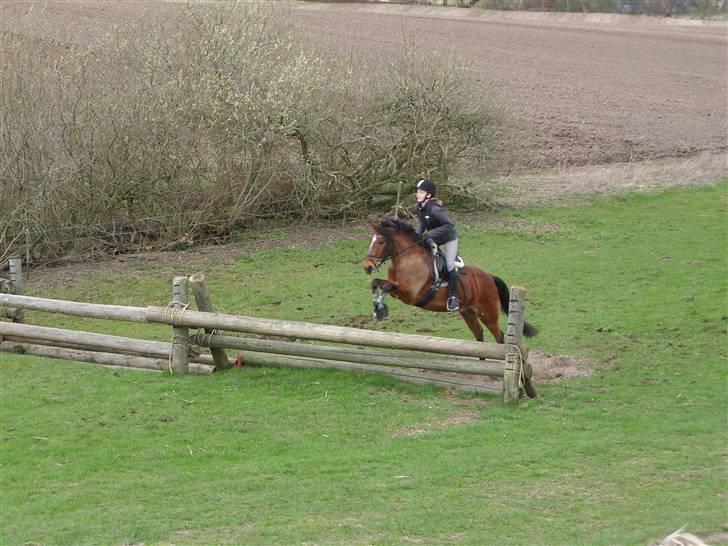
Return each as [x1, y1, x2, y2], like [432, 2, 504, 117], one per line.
[529, 351, 592, 381]
[392, 409, 480, 437]
[407, 351, 592, 400]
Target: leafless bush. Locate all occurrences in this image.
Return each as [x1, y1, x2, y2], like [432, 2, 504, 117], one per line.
[0, 2, 503, 262]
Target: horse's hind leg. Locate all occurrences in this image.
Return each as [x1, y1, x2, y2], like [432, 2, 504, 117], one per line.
[477, 307, 504, 344]
[459, 308, 484, 342]
[480, 313, 504, 344]
[473, 279, 504, 343]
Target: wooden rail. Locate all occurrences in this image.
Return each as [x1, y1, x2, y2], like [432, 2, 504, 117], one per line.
[0, 270, 534, 402]
[145, 306, 507, 360]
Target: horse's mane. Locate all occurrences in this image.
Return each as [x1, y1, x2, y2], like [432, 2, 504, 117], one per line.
[377, 218, 415, 237]
[377, 218, 417, 239]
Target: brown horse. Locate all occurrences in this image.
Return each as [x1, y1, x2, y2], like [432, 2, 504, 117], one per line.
[363, 218, 538, 345]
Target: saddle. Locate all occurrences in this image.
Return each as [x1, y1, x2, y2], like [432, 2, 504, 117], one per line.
[432, 252, 464, 285]
[415, 251, 465, 308]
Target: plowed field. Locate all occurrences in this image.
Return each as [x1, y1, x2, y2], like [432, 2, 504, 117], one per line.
[2, 1, 726, 170]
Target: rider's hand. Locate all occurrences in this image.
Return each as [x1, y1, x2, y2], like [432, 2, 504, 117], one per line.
[424, 237, 437, 255]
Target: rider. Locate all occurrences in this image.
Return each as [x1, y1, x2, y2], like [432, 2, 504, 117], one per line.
[414, 178, 460, 311]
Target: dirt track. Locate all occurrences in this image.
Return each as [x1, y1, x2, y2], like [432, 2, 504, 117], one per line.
[2, 1, 726, 170]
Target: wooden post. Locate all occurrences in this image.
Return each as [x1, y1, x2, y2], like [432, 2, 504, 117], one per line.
[188, 273, 229, 371]
[169, 276, 190, 374]
[502, 286, 526, 404]
[8, 257, 24, 323]
[9, 257, 22, 294]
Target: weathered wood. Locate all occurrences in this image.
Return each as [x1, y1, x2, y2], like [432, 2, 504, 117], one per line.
[9, 258, 22, 293]
[189, 273, 229, 371]
[0, 294, 147, 322]
[4, 335, 223, 367]
[1, 321, 169, 356]
[147, 306, 507, 360]
[0, 294, 508, 359]
[0, 287, 537, 400]
[0, 322, 227, 367]
[237, 350, 500, 394]
[191, 333, 505, 377]
[502, 286, 526, 404]
[0, 341, 214, 375]
[6, 257, 24, 323]
[170, 276, 190, 374]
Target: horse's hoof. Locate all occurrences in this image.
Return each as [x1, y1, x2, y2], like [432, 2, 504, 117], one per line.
[374, 303, 389, 320]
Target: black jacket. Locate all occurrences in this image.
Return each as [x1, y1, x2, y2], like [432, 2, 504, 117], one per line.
[415, 200, 457, 245]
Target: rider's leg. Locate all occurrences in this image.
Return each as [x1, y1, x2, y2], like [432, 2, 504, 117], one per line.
[446, 268, 460, 311]
[442, 239, 460, 311]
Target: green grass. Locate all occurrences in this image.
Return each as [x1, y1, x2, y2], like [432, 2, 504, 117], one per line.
[1, 183, 726, 545]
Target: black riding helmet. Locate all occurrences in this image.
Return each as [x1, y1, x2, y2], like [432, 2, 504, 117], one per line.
[415, 178, 436, 197]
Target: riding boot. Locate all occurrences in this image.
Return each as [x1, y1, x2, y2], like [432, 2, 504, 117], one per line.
[446, 268, 460, 311]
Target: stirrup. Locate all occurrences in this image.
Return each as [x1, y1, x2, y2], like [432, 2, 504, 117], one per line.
[447, 296, 460, 311]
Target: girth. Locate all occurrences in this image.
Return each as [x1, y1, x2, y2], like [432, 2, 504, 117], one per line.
[414, 280, 447, 308]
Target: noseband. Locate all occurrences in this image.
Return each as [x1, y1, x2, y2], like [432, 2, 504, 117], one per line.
[367, 233, 424, 271]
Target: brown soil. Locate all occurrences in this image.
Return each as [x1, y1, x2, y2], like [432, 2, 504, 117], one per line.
[2, 1, 726, 391]
[289, 3, 727, 169]
[2, 2, 725, 170]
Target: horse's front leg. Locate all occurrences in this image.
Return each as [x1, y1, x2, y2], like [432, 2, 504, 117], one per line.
[371, 279, 397, 320]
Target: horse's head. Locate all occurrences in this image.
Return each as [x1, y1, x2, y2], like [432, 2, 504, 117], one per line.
[363, 218, 420, 274]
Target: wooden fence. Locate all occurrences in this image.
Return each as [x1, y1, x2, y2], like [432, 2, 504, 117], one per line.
[0, 263, 535, 402]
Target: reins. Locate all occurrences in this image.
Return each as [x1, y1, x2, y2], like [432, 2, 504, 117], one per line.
[367, 236, 425, 272]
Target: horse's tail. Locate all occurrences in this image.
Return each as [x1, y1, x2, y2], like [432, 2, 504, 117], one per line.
[493, 275, 538, 338]
[493, 275, 511, 315]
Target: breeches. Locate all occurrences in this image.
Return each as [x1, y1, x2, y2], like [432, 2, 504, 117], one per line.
[442, 239, 459, 272]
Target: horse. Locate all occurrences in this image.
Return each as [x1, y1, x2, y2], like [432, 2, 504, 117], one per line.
[363, 217, 537, 347]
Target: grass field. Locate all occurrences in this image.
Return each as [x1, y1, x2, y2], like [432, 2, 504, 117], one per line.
[1, 183, 726, 545]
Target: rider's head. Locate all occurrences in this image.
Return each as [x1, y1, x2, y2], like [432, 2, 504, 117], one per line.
[415, 178, 435, 203]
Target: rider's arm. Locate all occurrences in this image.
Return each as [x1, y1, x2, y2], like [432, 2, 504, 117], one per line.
[425, 205, 456, 244]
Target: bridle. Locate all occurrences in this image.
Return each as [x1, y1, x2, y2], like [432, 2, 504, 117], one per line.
[366, 233, 425, 272]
